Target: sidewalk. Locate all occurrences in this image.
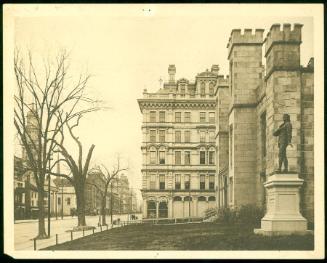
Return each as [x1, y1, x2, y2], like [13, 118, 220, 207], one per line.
[14, 213, 142, 250]
[15, 215, 78, 224]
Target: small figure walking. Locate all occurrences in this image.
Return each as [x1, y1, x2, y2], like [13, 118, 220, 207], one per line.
[273, 114, 292, 172]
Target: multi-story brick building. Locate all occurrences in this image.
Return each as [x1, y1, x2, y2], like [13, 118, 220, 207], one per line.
[138, 65, 222, 219]
[138, 23, 314, 224]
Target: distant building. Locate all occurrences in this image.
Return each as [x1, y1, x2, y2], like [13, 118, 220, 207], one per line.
[14, 156, 59, 220]
[85, 171, 135, 215]
[53, 178, 77, 217]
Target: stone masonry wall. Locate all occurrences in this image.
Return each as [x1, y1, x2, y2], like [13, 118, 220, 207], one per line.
[215, 86, 230, 207]
[266, 71, 302, 175]
[232, 108, 257, 206]
[227, 29, 263, 207]
[300, 71, 314, 223]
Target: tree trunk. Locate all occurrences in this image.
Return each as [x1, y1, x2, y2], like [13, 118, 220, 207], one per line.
[75, 185, 86, 227]
[101, 196, 107, 226]
[36, 188, 48, 239]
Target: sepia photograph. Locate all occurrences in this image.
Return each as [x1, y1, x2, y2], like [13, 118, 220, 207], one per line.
[3, 3, 324, 259]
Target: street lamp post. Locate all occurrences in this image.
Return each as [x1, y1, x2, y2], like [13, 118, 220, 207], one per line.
[61, 179, 64, 219]
[110, 181, 113, 224]
[47, 156, 52, 237]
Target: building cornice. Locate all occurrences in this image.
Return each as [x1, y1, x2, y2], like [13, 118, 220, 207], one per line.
[138, 99, 216, 111]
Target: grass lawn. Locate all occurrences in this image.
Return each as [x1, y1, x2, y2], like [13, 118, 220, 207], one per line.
[44, 222, 314, 250]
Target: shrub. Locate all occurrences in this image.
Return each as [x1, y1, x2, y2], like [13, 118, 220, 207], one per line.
[216, 207, 238, 224]
[237, 204, 265, 227]
[215, 204, 265, 226]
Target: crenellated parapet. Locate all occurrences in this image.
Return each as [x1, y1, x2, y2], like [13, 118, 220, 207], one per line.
[264, 23, 302, 57]
[227, 28, 264, 58]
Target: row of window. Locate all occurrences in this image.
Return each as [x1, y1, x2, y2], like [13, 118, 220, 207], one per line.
[149, 150, 215, 165]
[149, 174, 215, 190]
[149, 111, 215, 123]
[176, 82, 215, 97]
[149, 130, 215, 143]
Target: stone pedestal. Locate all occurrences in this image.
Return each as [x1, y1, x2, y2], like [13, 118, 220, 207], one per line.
[254, 173, 311, 236]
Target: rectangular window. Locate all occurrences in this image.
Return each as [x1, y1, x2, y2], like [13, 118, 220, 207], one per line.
[200, 112, 206, 123]
[184, 130, 191, 143]
[159, 130, 165, 143]
[150, 130, 156, 143]
[150, 151, 156, 164]
[150, 111, 156, 122]
[159, 174, 165, 190]
[159, 111, 165, 122]
[184, 112, 191, 122]
[200, 131, 205, 143]
[175, 174, 181, 190]
[230, 125, 233, 168]
[200, 175, 205, 190]
[184, 174, 190, 190]
[184, 151, 191, 165]
[175, 151, 181, 165]
[261, 112, 267, 158]
[209, 112, 215, 123]
[159, 151, 165, 164]
[209, 131, 215, 142]
[175, 130, 181, 143]
[175, 112, 181, 123]
[150, 174, 156, 189]
[209, 175, 215, 190]
[209, 151, 215, 165]
[200, 151, 206, 164]
[58, 197, 61, 205]
[66, 197, 71, 205]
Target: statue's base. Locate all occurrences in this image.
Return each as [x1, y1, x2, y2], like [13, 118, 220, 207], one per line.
[254, 173, 310, 236]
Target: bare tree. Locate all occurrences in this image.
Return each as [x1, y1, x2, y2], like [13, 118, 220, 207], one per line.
[48, 117, 96, 228]
[14, 50, 99, 238]
[87, 157, 128, 226]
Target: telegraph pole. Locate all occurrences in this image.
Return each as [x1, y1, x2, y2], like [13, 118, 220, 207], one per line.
[110, 181, 113, 224]
[47, 156, 52, 237]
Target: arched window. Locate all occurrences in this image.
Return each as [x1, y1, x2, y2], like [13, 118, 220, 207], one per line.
[200, 82, 205, 96]
[209, 82, 214, 96]
[173, 196, 182, 201]
[198, 196, 206, 202]
[208, 196, 216, 201]
[184, 196, 192, 201]
[147, 200, 156, 218]
[158, 201, 168, 218]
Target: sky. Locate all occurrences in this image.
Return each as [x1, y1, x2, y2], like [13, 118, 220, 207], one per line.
[11, 4, 314, 201]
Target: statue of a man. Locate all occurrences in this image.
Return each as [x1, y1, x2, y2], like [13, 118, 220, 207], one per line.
[273, 114, 292, 172]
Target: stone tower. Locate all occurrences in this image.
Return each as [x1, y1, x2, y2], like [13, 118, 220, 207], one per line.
[226, 28, 264, 207]
[264, 23, 314, 223]
[264, 23, 303, 175]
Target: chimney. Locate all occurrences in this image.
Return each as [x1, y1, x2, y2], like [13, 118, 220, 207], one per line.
[211, 64, 220, 74]
[168, 65, 176, 83]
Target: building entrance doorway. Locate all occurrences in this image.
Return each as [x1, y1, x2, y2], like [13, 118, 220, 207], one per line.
[147, 201, 156, 218]
[158, 201, 168, 218]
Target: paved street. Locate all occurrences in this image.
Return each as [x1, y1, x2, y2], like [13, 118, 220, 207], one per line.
[15, 213, 142, 250]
